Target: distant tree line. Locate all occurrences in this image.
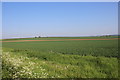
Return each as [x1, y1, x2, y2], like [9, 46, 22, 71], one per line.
[35, 36, 41, 38]
[94, 35, 113, 37]
[101, 35, 112, 37]
[34, 36, 48, 38]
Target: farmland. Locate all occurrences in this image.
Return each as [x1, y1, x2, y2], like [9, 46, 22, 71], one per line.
[2, 36, 119, 78]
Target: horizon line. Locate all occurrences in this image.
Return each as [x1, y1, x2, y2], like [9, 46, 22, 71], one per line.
[2, 34, 119, 39]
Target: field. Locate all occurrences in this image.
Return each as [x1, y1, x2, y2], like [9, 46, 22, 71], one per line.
[2, 36, 119, 78]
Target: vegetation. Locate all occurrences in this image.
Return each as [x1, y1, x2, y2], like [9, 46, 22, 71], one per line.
[2, 36, 119, 41]
[2, 37, 119, 78]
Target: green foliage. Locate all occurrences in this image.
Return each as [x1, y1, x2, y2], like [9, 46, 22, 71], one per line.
[2, 37, 118, 78]
[2, 38, 118, 57]
[2, 48, 118, 78]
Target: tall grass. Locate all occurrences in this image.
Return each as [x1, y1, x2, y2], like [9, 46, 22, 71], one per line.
[2, 39, 118, 57]
[2, 37, 118, 78]
[2, 48, 118, 78]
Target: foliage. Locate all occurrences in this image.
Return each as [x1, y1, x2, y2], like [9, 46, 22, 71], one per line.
[2, 37, 118, 57]
[2, 37, 119, 78]
[2, 48, 118, 78]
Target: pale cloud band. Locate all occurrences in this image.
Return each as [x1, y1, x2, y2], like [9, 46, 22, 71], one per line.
[1, 0, 120, 2]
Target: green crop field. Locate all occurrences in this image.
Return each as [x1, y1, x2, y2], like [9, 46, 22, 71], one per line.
[2, 36, 119, 78]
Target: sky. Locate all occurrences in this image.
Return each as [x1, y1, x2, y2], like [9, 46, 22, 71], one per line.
[0, 2, 2, 39]
[1, 0, 119, 2]
[2, 2, 118, 38]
